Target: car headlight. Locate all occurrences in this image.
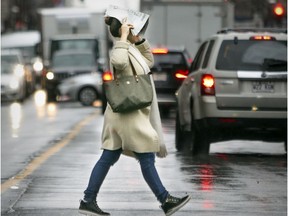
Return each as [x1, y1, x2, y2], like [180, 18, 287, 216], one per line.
[46, 71, 54, 80]
[33, 61, 43, 72]
[14, 64, 25, 78]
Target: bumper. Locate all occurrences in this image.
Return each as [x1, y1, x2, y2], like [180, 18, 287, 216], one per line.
[193, 96, 287, 142]
[157, 93, 177, 107]
[195, 96, 287, 119]
[196, 117, 287, 143]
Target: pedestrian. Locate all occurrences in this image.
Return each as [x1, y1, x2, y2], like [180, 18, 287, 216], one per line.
[79, 15, 191, 216]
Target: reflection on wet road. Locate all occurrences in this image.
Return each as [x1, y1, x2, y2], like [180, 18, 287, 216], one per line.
[161, 117, 287, 215]
[1, 97, 287, 215]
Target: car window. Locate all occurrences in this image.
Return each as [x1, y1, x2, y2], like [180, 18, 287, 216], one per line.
[216, 40, 287, 71]
[1, 54, 21, 74]
[1, 55, 20, 64]
[190, 42, 207, 72]
[153, 53, 186, 67]
[52, 53, 95, 67]
[1, 61, 14, 74]
[202, 40, 215, 68]
[50, 39, 100, 60]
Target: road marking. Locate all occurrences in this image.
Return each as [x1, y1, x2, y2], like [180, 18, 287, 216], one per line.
[1, 111, 98, 193]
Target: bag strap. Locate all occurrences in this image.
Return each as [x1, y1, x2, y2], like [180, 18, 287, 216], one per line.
[129, 57, 139, 82]
[113, 57, 139, 82]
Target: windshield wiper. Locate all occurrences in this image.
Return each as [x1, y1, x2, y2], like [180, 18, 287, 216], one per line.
[264, 58, 287, 67]
[263, 58, 287, 71]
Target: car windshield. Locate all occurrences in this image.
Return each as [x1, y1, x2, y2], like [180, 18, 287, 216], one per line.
[216, 40, 287, 71]
[1, 55, 19, 75]
[153, 53, 186, 67]
[50, 39, 99, 60]
[52, 53, 95, 67]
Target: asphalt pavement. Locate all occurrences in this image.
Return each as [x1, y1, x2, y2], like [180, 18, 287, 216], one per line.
[1, 107, 287, 216]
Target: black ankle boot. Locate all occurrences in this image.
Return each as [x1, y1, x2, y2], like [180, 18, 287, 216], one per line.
[161, 194, 191, 216]
[79, 199, 110, 216]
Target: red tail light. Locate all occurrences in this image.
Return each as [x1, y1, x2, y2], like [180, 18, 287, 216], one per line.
[175, 69, 189, 80]
[201, 74, 215, 95]
[102, 71, 113, 82]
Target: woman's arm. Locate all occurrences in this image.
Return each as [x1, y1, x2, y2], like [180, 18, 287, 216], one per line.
[110, 19, 133, 71]
[135, 39, 154, 69]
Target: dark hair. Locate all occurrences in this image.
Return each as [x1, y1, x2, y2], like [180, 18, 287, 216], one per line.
[105, 17, 121, 38]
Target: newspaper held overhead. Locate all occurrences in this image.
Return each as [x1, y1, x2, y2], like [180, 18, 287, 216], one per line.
[105, 5, 150, 36]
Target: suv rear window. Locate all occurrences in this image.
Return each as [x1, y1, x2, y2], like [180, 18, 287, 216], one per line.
[216, 40, 287, 71]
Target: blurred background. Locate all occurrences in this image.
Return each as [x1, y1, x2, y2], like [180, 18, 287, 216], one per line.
[1, 0, 287, 34]
[1, 0, 287, 105]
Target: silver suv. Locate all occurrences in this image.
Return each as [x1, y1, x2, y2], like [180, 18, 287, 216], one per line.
[176, 28, 287, 155]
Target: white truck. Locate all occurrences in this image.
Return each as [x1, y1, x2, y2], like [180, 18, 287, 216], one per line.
[37, 7, 108, 69]
[37, 2, 141, 105]
[141, 0, 234, 57]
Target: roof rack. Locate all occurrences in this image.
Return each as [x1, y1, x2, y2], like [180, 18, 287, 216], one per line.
[217, 28, 287, 34]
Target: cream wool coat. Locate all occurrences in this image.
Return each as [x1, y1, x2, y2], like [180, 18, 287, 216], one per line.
[101, 40, 168, 158]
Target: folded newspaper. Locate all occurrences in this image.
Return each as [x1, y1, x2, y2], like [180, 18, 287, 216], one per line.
[105, 5, 150, 36]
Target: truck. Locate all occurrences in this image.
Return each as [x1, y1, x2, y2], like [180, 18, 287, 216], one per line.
[37, 7, 111, 101]
[37, 1, 141, 103]
[141, 0, 234, 57]
[37, 7, 108, 68]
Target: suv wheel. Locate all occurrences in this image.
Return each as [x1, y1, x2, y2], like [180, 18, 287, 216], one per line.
[175, 112, 193, 152]
[191, 120, 210, 156]
[79, 87, 97, 106]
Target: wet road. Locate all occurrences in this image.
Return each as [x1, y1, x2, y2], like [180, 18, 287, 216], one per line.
[1, 91, 287, 216]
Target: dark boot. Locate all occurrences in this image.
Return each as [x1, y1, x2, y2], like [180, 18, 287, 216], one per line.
[79, 199, 110, 216]
[161, 194, 191, 216]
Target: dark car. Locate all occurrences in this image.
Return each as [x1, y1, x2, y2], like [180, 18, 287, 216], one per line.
[43, 49, 103, 105]
[151, 46, 192, 116]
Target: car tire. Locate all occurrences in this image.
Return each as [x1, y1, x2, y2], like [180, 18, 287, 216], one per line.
[191, 122, 210, 156]
[175, 112, 193, 152]
[101, 97, 107, 114]
[79, 87, 97, 106]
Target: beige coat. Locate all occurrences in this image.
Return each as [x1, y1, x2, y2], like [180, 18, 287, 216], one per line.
[101, 40, 167, 158]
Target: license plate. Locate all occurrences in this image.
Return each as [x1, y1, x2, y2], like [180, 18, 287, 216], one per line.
[252, 81, 274, 93]
[152, 72, 167, 81]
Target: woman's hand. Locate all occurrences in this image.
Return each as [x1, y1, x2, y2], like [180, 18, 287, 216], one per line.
[120, 18, 134, 42]
[128, 35, 143, 44]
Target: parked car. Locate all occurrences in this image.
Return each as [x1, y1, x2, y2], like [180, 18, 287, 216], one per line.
[1, 49, 30, 101]
[1, 31, 42, 87]
[176, 28, 287, 155]
[43, 49, 103, 105]
[151, 46, 192, 116]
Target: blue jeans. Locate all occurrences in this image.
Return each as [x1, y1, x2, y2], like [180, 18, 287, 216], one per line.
[84, 149, 169, 203]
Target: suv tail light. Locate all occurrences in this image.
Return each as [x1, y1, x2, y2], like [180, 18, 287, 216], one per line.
[102, 70, 113, 82]
[250, 36, 276, 40]
[201, 74, 215, 95]
[175, 69, 189, 80]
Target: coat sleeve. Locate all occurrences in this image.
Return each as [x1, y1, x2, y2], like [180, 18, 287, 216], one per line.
[135, 40, 154, 69]
[110, 41, 130, 71]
